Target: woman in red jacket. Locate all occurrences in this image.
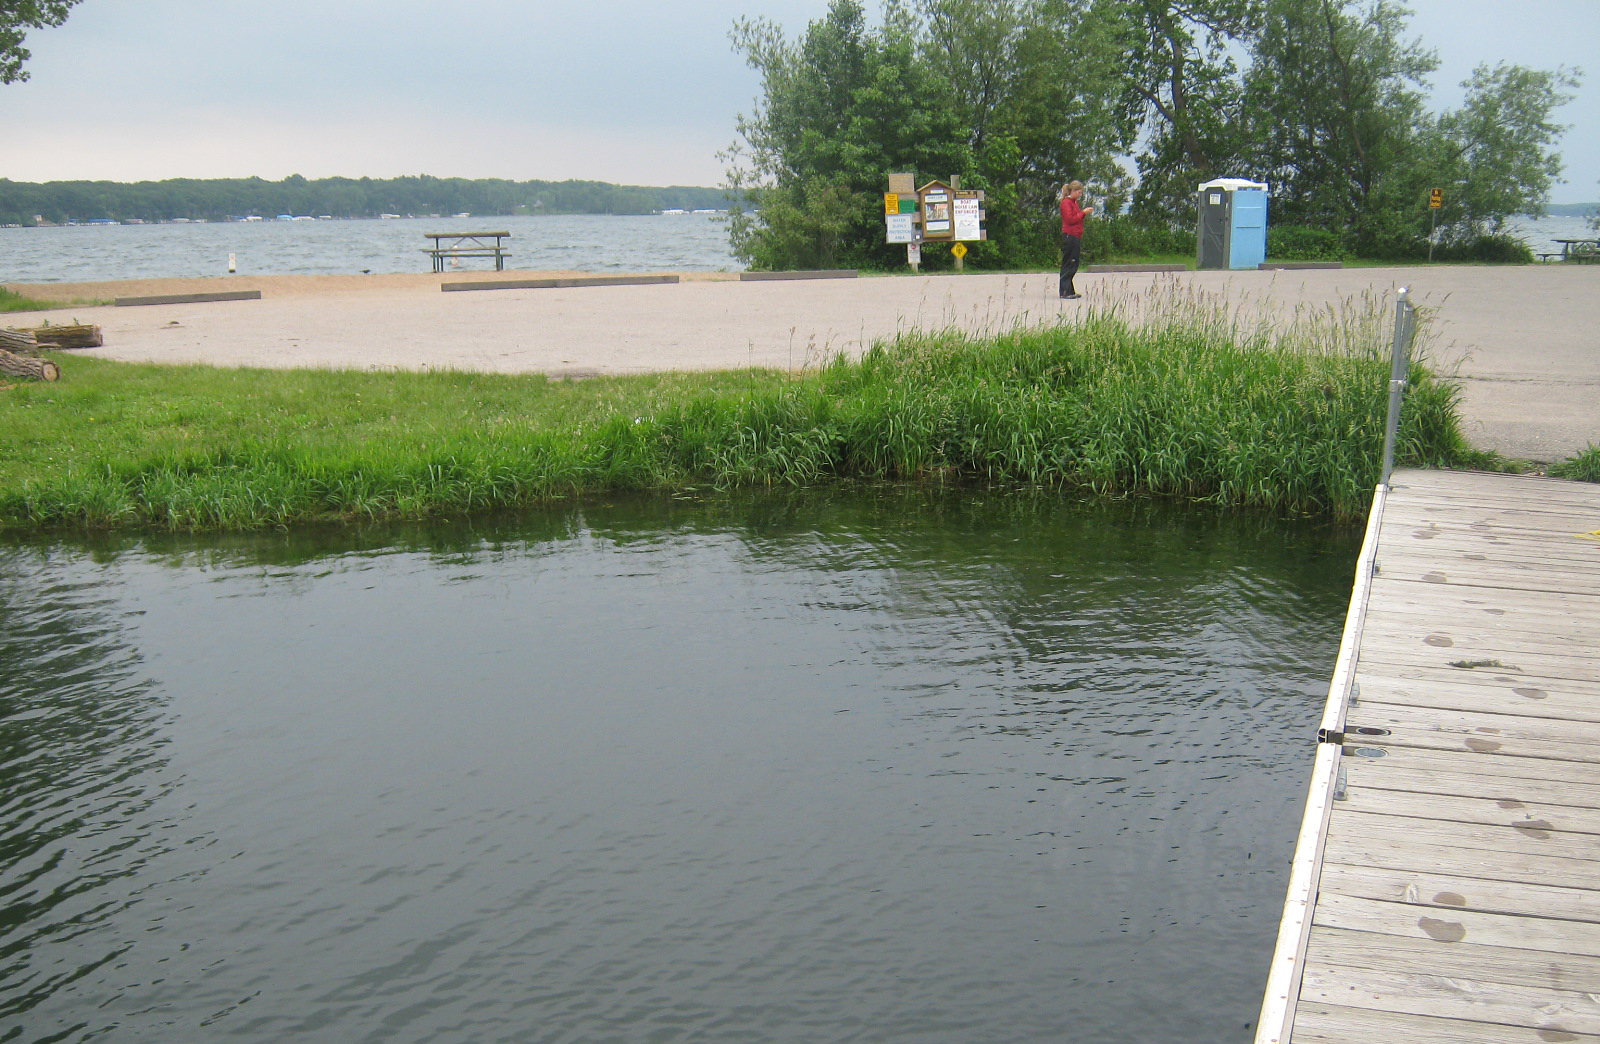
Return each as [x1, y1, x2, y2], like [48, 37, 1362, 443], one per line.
[1058, 181, 1094, 299]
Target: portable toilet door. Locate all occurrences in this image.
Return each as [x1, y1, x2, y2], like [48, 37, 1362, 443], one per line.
[1228, 183, 1268, 269]
[1197, 184, 1232, 269]
[1196, 178, 1269, 269]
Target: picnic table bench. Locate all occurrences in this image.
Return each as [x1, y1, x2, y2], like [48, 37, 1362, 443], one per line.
[424, 231, 512, 273]
[1551, 237, 1599, 262]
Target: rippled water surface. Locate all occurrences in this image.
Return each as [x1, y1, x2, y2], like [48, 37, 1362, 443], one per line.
[0, 213, 736, 283]
[0, 489, 1357, 1043]
[1, 212, 1589, 284]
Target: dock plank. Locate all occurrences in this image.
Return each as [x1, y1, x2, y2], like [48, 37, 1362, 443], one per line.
[1299, 962, 1600, 1034]
[1318, 862, 1600, 922]
[1335, 786, 1600, 837]
[1324, 830, 1600, 892]
[1308, 927, 1600, 993]
[1349, 725, 1600, 764]
[1293, 1002, 1600, 1044]
[1327, 810, 1600, 862]
[1345, 704, 1600, 746]
[1311, 893, 1600, 959]
[1349, 680, 1600, 726]
[1344, 743, 1600, 786]
[1341, 763, 1600, 810]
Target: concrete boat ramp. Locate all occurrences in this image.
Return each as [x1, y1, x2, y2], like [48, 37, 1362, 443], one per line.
[1258, 467, 1600, 1043]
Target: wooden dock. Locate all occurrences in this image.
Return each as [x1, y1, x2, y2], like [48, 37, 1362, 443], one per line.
[1258, 467, 1600, 1044]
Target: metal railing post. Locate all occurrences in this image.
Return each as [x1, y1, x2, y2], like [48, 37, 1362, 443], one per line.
[1379, 288, 1416, 486]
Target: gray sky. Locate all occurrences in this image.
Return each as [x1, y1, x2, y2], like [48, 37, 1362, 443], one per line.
[3, 0, 1595, 203]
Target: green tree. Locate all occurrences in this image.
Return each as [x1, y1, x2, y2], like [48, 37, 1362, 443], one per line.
[1244, 0, 1577, 256]
[1430, 62, 1580, 238]
[1096, 0, 1262, 223]
[1, 0, 81, 83]
[916, 0, 1131, 265]
[1243, 0, 1438, 254]
[725, 0, 973, 269]
[726, 0, 1136, 270]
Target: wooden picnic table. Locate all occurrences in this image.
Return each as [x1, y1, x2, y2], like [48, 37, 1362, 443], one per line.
[1550, 237, 1598, 262]
[423, 231, 512, 273]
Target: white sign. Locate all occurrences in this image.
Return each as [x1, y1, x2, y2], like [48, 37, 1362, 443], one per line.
[907, 242, 921, 265]
[953, 197, 981, 241]
[885, 213, 917, 243]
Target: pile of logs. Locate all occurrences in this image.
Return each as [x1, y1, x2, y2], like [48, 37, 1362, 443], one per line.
[0, 325, 100, 382]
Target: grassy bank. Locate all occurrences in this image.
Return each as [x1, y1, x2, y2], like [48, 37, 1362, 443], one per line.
[1, 287, 73, 313]
[1, 290, 1493, 531]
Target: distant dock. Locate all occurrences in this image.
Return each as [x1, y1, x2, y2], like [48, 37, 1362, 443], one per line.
[1257, 468, 1600, 1043]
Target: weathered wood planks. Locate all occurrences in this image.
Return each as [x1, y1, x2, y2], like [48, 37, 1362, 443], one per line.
[1258, 469, 1600, 1044]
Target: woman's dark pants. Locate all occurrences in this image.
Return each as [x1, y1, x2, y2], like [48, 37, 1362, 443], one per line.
[1059, 233, 1082, 296]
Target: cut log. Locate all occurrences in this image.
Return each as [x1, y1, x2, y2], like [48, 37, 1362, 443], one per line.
[0, 347, 59, 381]
[20, 324, 102, 349]
[0, 328, 38, 353]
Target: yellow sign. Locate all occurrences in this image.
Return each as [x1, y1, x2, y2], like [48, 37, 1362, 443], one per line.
[950, 242, 968, 259]
[884, 193, 900, 215]
[1429, 188, 1443, 209]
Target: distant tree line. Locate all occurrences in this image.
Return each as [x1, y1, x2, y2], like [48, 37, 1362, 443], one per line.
[726, 0, 1580, 270]
[0, 175, 730, 225]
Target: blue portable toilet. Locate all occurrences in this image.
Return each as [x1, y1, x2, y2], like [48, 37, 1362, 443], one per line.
[1196, 178, 1269, 269]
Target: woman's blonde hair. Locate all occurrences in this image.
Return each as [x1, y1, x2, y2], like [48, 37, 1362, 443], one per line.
[1067, 180, 1084, 192]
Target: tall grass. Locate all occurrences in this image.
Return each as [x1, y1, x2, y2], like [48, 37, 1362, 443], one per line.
[1, 286, 1484, 531]
[1549, 445, 1600, 483]
[2, 287, 56, 313]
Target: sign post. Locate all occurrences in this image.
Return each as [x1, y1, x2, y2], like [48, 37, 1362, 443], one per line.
[1428, 187, 1442, 262]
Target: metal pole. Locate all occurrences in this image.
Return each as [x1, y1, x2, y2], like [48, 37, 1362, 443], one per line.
[1379, 288, 1415, 486]
[1429, 207, 1436, 263]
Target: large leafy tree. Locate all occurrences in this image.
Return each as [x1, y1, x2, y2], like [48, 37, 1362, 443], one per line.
[726, 0, 975, 269]
[916, 0, 1131, 265]
[1, 0, 81, 84]
[1096, 0, 1263, 223]
[726, 0, 1130, 270]
[1244, 0, 1438, 252]
[725, 0, 1580, 267]
[1429, 62, 1579, 238]
[1245, 0, 1578, 254]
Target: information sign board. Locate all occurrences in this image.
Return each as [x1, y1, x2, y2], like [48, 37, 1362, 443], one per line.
[1429, 187, 1443, 209]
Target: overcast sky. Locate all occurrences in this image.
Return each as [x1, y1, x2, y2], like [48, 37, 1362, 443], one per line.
[3, 0, 1595, 203]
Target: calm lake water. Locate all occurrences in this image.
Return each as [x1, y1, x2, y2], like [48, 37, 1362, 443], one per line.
[1, 211, 1590, 284]
[0, 488, 1357, 1044]
[0, 213, 739, 283]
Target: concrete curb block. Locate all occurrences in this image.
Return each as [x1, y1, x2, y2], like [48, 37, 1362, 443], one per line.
[1083, 264, 1188, 273]
[114, 290, 263, 307]
[737, 270, 859, 281]
[443, 275, 681, 292]
[1259, 261, 1344, 270]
